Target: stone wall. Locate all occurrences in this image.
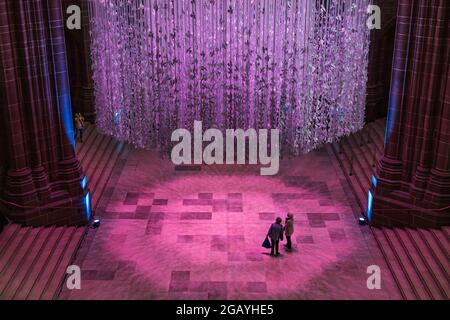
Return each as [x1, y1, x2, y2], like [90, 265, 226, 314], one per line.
[0, 0, 88, 226]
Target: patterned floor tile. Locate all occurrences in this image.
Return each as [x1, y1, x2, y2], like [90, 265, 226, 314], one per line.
[259, 212, 275, 220]
[297, 235, 314, 244]
[247, 281, 267, 293]
[65, 147, 400, 300]
[153, 199, 168, 205]
[124, 192, 140, 205]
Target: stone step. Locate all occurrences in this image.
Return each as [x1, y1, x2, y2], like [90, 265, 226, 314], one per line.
[0, 227, 55, 299]
[341, 137, 368, 175]
[443, 226, 450, 239]
[78, 129, 104, 165]
[0, 227, 31, 274]
[327, 119, 448, 301]
[348, 131, 376, 175]
[26, 227, 76, 300]
[383, 228, 429, 299]
[406, 228, 449, 299]
[329, 119, 387, 217]
[75, 124, 95, 154]
[0, 224, 20, 256]
[40, 227, 86, 300]
[430, 229, 450, 260]
[340, 138, 371, 194]
[83, 136, 114, 177]
[329, 142, 368, 211]
[364, 123, 384, 155]
[85, 137, 115, 187]
[91, 142, 126, 209]
[371, 227, 416, 300]
[74, 125, 128, 217]
[75, 124, 96, 158]
[394, 228, 440, 299]
[13, 227, 66, 300]
[333, 141, 356, 177]
[80, 133, 109, 172]
[372, 119, 387, 145]
[367, 123, 385, 155]
[0, 228, 40, 296]
[418, 229, 450, 281]
[0, 125, 127, 300]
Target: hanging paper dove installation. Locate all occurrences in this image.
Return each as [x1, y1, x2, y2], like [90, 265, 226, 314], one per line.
[88, 0, 370, 154]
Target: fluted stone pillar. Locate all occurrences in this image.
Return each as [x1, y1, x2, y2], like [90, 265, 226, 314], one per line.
[0, 0, 89, 226]
[372, 0, 450, 227]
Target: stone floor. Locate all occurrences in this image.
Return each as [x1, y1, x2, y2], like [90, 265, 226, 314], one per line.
[62, 146, 402, 300]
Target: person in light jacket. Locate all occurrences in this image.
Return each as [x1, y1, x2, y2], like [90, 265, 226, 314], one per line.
[284, 213, 294, 250]
[267, 217, 283, 256]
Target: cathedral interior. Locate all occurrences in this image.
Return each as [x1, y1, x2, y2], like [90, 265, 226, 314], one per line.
[0, 0, 448, 301]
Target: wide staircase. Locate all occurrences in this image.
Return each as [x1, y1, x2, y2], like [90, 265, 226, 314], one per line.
[74, 123, 127, 208]
[328, 118, 450, 300]
[0, 123, 127, 300]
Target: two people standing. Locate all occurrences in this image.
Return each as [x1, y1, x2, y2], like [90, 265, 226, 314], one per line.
[265, 213, 294, 256]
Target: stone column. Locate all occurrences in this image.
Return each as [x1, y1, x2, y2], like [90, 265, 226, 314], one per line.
[0, 0, 39, 207]
[373, 0, 450, 227]
[373, 1, 411, 193]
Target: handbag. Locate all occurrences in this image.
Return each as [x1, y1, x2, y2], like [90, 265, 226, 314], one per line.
[262, 236, 271, 249]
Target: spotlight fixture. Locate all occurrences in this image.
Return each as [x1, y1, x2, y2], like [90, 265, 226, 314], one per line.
[358, 217, 367, 225]
[91, 217, 101, 228]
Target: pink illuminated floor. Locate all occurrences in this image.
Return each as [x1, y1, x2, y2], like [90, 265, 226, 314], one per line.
[61, 147, 401, 299]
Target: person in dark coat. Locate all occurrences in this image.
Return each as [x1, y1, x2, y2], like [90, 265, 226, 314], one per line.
[267, 217, 283, 256]
[284, 213, 294, 250]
